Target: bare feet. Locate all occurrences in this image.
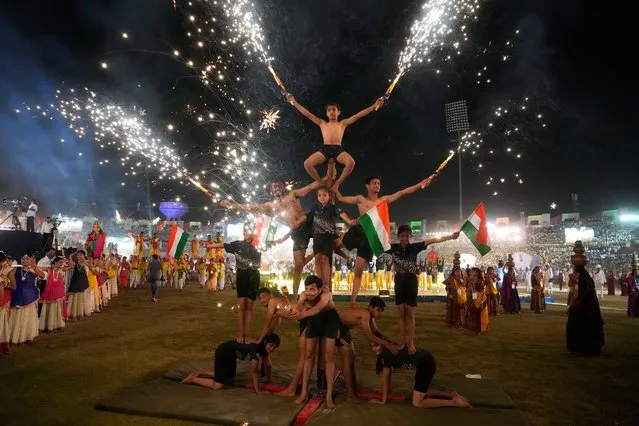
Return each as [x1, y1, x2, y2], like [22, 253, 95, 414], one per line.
[346, 394, 361, 403]
[277, 388, 297, 397]
[294, 394, 309, 405]
[181, 372, 198, 384]
[325, 398, 336, 409]
[452, 395, 472, 408]
[407, 343, 417, 354]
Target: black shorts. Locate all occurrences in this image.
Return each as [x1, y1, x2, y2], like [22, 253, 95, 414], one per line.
[236, 269, 260, 300]
[213, 341, 237, 385]
[319, 145, 345, 162]
[292, 219, 313, 251]
[336, 324, 353, 348]
[299, 318, 308, 337]
[342, 224, 373, 262]
[306, 308, 341, 339]
[395, 272, 418, 307]
[313, 233, 336, 258]
[414, 352, 437, 393]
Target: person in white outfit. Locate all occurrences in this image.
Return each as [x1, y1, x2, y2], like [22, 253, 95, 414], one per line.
[525, 267, 532, 293]
[592, 265, 606, 299]
[543, 263, 554, 295]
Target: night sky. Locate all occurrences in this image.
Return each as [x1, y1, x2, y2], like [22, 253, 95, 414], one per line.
[0, 0, 636, 226]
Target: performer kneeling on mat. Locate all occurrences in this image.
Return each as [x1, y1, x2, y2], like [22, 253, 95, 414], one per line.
[337, 296, 400, 402]
[182, 333, 280, 393]
[369, 332, 471, 408]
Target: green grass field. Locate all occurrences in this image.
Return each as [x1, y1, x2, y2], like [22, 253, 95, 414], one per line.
[1, 284, 637, 426]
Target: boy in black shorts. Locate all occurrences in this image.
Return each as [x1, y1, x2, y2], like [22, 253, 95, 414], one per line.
[209, 222, 262, 343]
[308, 186, 354, 291]
[181, 333, 280, 392]
[291, 275, 341, 409]
[386, 225, 459, 354]
[370, 332, 470, 408]
[286, 93, 384, 192]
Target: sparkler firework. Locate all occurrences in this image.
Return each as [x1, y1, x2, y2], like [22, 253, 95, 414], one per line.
[259, 109, 280, 133]
[379, 0, 480, 107]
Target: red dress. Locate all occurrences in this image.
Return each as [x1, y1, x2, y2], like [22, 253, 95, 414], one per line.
[119, 261, 130, 288]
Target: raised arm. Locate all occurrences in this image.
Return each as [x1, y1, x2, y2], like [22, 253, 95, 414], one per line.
[342, 98, 384, 127]
[385, 176, 433, 205]
[286, 93, 323, 126]
[256, 301, 278, 344]
[422, 231, 460, 247]
[335, 191, 364, 205]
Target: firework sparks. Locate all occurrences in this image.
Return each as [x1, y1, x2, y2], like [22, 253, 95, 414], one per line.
[259, 109, 280, 133]
[215, 0, 273, 64]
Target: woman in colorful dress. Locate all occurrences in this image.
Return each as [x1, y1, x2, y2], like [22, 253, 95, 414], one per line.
[464, 268, 489, 334]
[85, 258, 100, 313]
[1, 251, 17, 354]
[530, 265, 546, 313]
[39, 255, 73, 332]
[67, 251, 92, 320]
[484, 266, 499, 316]
[10, 254, 44, 345]
[108, 254, 119, 298]
[445, 266, 466, 327]
[198, 257, 208, 288]
[85, 221, 107, 259]
[119, 256, 130, 289]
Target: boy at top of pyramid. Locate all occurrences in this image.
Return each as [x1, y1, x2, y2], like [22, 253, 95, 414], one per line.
[286, 92, 384, 193]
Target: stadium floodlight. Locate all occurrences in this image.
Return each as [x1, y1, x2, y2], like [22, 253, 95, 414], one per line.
[445, 100, 470, 221]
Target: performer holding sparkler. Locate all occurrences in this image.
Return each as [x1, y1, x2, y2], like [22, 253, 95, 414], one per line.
[285, 93, 385, 192]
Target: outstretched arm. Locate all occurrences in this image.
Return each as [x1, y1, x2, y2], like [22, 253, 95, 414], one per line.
[385, 176, 433, 205]
[335, 191, 364, 205]
[342, 98, 384, 127]
[361, 312, 398, 352]
[291, 181, 320, 198]
[220, 199, 275, 213]
[286, 94, 323, 126]
[422, 231, 460, 247]
[339, 211, 356, 226]
[257, 301, 278, 343]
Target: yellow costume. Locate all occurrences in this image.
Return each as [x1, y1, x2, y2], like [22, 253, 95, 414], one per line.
[205, 239, 215, 261]
[148, 237, 161, 257]
[375, 271, 384, 291]
[87, 269, 100, 309]
[134, 235, 145, 258]
[190, 238, 200, 259]
[207, 263, 218, 292]
[385, 271, 393, 289]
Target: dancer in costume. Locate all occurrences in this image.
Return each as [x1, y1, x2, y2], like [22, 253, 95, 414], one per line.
[161, 257, 170, 288]
[129, 256, 139, 289]
[206, 261, 217, 294]
[484, 266, 499, 316]
[39, 255, 73, 332]
[119, 256, 130, 289]
[208, 223, 262, 343]
[445, 263, 466, 327]
[215, 232, 225, 290]
[85, 221, 107, 259]
[337, 297, 399, 402]
[0, 251, 17, 354]
[175, 254, 188, 291]
[10, 254, 45, 345]
[138, 256, 147, 289]
[336, 175, 435, 303]
[134, 232, 145, 258]
[204, 235, 215, 261]
[190, 236, 200, 259]
[286, 93, 384, 192]
[501, 255, 521, 314]
[147, 233, 163, 258]
[370, 333, 470, 408]
[108, 254, 118, 297]
[221, 179, 321, 298]
[67, 251, 92, 319]
[530, 265, 546, 313]
[181, 333, 280, 392]
[387, 225, 459, 353]
[463, 268, 489, 335]
[197, 257, 207, 288]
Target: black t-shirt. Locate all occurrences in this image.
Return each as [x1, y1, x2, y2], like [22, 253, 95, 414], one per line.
[386, 243, 427, 274]
[308, 203, 342, 235]
[379, 346, 427, 370]
[224, 240, 261, 270]
[235, 341, 268, 361]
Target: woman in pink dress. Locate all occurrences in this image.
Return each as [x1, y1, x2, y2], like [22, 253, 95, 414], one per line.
[1, 251, 17, 355]
[39, 256, 72, 332]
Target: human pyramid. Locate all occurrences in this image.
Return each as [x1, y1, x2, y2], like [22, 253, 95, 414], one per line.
[181, 92, 471, 410]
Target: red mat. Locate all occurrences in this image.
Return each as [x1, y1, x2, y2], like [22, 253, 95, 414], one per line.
[295, 370, 341, 425]
[356, 390, 406, 401]
[244, 383, 288, 392]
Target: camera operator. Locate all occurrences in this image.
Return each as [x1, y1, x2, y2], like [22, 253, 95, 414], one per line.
[26, 199, 38, 232]
[41, 217, 54, 249]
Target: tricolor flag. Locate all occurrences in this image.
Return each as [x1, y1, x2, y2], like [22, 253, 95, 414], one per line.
[360, 200, 392, 256]
[253, 214, 279, 248]
[166, 225, 190, 260]
[460, 202, 491, 256]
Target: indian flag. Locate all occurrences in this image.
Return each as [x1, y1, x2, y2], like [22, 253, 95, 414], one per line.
[360, 201, 392, 256]
[460, 202, 491, 256]
[166, 225, 190, 259]
[254, 214, 279, 248]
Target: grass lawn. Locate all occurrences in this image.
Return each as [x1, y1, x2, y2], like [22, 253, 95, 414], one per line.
[1, 283, 637, 425]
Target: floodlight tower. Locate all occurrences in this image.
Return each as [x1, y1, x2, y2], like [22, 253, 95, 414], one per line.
[444, 101, 470, 221]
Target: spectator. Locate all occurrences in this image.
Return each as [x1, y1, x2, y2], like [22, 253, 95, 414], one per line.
[40, 217, 54, 249]
[147, 254, 162, 303]
[26, 199, 37, 232]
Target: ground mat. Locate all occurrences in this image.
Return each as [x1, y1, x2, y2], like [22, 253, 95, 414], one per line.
[95, 378, 303, 426]
[305, 400, 528, 426]
[349, 371, 516, 409]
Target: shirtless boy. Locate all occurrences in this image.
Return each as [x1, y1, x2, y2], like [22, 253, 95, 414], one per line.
[220, 179, 318, 297]
[255, 287, 294, 343]
[290, 275, 341, 408]
[286, 93, 384, 192]
[336, 175, 436, 303]
[337, 296, 400, 401]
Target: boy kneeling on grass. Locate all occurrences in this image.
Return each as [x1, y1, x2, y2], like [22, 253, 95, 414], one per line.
[369, 332, 471, 409]
[182, 333, 280, 393]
